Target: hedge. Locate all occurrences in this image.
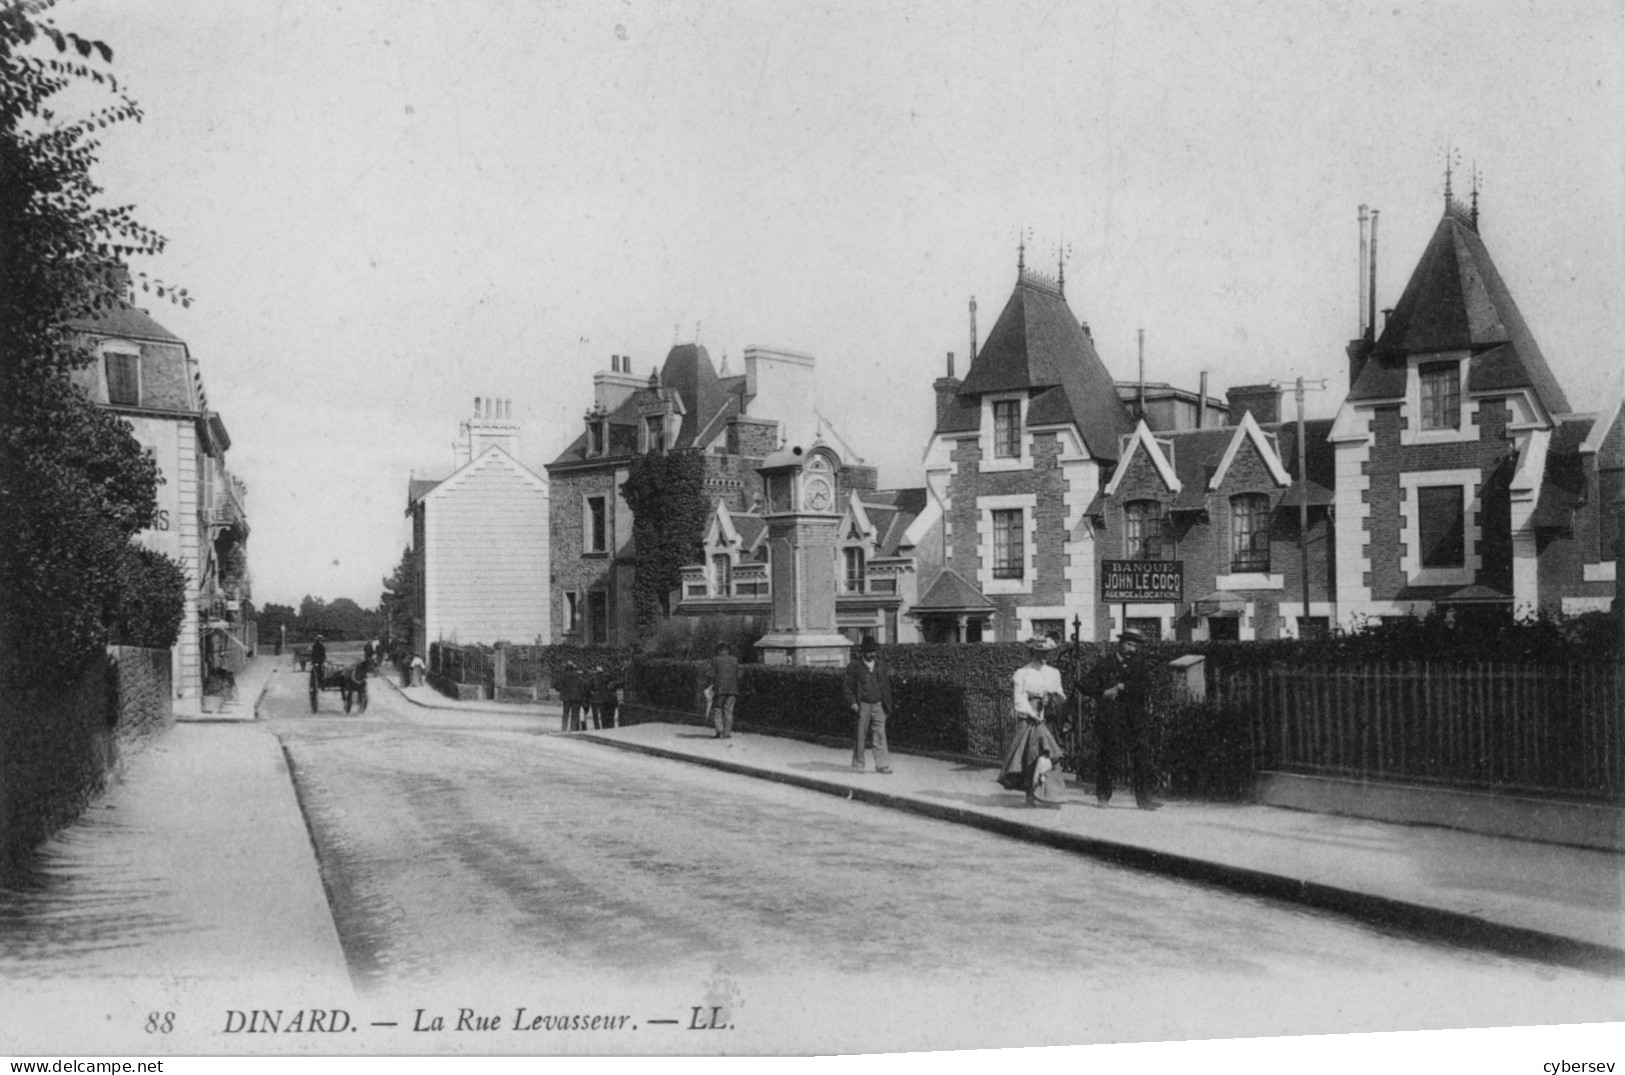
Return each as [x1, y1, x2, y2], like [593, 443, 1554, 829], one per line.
[627, 650, 1256, 797]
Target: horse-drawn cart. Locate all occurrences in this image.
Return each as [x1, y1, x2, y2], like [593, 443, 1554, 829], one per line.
[309, 659, 370, 713]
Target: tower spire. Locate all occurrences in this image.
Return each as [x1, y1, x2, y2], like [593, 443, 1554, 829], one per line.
[1057, 243, 1066, 299]
[1470, 163, 1481, 229]
[1017, 228, 1026, 275]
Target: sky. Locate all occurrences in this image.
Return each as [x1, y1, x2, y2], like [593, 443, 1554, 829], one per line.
[56, 0, 1625, 608]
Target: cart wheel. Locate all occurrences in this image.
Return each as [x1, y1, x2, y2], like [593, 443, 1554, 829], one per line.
[309, 686, 318, 712]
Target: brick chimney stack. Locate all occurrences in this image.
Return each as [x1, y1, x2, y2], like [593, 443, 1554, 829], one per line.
[934, 351, 962, 430]
[1226, 384, 1282, 426]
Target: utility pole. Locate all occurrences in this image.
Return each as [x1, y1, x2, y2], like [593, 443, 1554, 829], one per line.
[1289, 376, 1328, 635]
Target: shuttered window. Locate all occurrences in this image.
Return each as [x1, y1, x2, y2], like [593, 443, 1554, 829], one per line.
[105, 352, 140, 405]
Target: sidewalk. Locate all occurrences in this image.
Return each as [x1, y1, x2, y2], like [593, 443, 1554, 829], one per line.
[1, 654, 352, 1051]
[384, 670, 560, 720]
[574, 720, 1625, 973]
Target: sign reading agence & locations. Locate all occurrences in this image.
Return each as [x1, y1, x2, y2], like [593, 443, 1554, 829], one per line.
[1100, 559, 1184, 603]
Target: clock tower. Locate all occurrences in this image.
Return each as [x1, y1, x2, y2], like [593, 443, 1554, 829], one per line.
[755, 443, 851, 667]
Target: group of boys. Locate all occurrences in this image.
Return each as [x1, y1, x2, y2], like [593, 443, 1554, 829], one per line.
[555, 661, 622, 732]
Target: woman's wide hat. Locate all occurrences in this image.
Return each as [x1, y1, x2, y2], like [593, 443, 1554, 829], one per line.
[1024, 635, 1057, 652]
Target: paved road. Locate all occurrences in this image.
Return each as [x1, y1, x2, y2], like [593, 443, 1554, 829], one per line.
[263, 668, 1625, 1052]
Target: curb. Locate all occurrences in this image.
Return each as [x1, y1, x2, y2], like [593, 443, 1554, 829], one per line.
[374, 670, 558, 719]
[577, 732, 1625, 976]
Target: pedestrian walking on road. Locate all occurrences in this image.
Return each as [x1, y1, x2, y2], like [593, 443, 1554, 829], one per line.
[997, 635, 1067, 807]
[408, 652, 425, 688]
[845, 636, 893, 773]
[705, 643, 740, 738]
[1084, 628, 1160, 810]
[557, 661, 584, 732]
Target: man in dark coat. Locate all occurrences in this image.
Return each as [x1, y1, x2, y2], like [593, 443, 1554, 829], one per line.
[1085, 629, 1160, 810]
[310, 634, 327, 671]
[556, 661, 584, 732]
[704, 643, 740, 739]
[844, 636, 894, 773]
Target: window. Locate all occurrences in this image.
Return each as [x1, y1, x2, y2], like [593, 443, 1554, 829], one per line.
[993, 399, 1021, 458]
[1418, 485, 1465, 568]
[588, 422, 606, 457]
[645, 415, 665, 453]
[585, 496, 608, 553]
[712, 554, 732, 596]
[964, 618, 984, 643]
[1207, 617, 1240, 641]
[565, 592, 581, 633]
[1126, 617, 1161, 641]
[1419, 361, 1461, 431]
[1230, 493, 1271, 572]
[991, 509, 1024, 579]
[105, 352, 139, 406]
[844, 547, 866, 593]
[1125, 500, 1165, 560]
[1031, 618, 1065, 644]
[588, 592, 609, 645]
[1297, 616, 1330, 640]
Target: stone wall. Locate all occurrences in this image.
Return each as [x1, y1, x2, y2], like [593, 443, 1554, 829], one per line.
[1, 646, 173, 871]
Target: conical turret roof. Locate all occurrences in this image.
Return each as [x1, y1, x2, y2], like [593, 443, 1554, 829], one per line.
[943, 270, 1134, 460]
[1351, 205, 1571, 414]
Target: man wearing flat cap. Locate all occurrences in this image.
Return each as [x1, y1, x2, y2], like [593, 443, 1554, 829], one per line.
[1085, 628, 1160, 810]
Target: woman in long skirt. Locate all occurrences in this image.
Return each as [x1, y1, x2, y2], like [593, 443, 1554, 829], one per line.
[997, 635, 1067, 807]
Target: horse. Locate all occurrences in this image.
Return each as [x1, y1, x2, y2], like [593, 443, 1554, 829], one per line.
[309, 657, 372, 714]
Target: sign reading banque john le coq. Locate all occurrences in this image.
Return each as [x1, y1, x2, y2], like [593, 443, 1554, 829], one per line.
[1100, 559, 1184, 603]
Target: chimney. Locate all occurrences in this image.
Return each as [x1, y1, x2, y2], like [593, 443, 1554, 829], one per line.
[1368, 208, 1379, 341]
[594, 354, 644, 411]
[1197, 370, 1209, 428]
[1348, 205, 1376, 389]
[934, 351, 963, 431]
[1227, 384, 1281, 426]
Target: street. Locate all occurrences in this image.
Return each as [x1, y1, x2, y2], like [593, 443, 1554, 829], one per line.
[259, 668, 1624, 1049]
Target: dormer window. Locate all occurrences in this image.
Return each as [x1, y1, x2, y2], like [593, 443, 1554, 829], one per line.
[1230, 493, 1271, 572]
[1420, 360, 1461, 430]
[993, 399, 1021, 458]
[844, 546, 866, 593]
[644, 414, 666, 454]
[711, 553, 732, 596]
[1126, 500, 1166, 560]
[588, 421, 606, 457]
[105, 351, 140, 406]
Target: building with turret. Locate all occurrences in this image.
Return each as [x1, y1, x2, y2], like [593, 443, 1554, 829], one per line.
[547, 345, 873, 646]
[1332, 185, 1621, 626]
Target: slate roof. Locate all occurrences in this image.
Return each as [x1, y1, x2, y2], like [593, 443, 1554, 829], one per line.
[854, 488, 927, 556]
[549, 344, 738, 469]
[1147, 418, 1337, 511]
[407, 477, 444, 508]
[1350, 205, 1571, 415]
[1531, 416, 1595, 532]
[912, 567, 996, 612]
[942, 272, 1135, 460]
[68, 303, 186, 344]
[731, 513, 766, 550]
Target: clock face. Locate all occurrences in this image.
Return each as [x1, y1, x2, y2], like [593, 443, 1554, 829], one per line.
[803, 476, 834, 512]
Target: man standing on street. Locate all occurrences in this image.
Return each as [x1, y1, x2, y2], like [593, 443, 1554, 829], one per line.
[1086, 628, 1160, 810]
[845, 636, 893, 774]
[556, 661, 584, 732]
[705, 642, 740, 739]
[310, 633, 327, 671]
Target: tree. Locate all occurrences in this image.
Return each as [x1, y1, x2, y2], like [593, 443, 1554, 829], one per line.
[379, 545, 418, 646]
[620, 450, 711, 639]
[1, 4, 186, 689]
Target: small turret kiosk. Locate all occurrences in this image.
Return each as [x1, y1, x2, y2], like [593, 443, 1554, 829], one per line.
[755, 443, 852, 667]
